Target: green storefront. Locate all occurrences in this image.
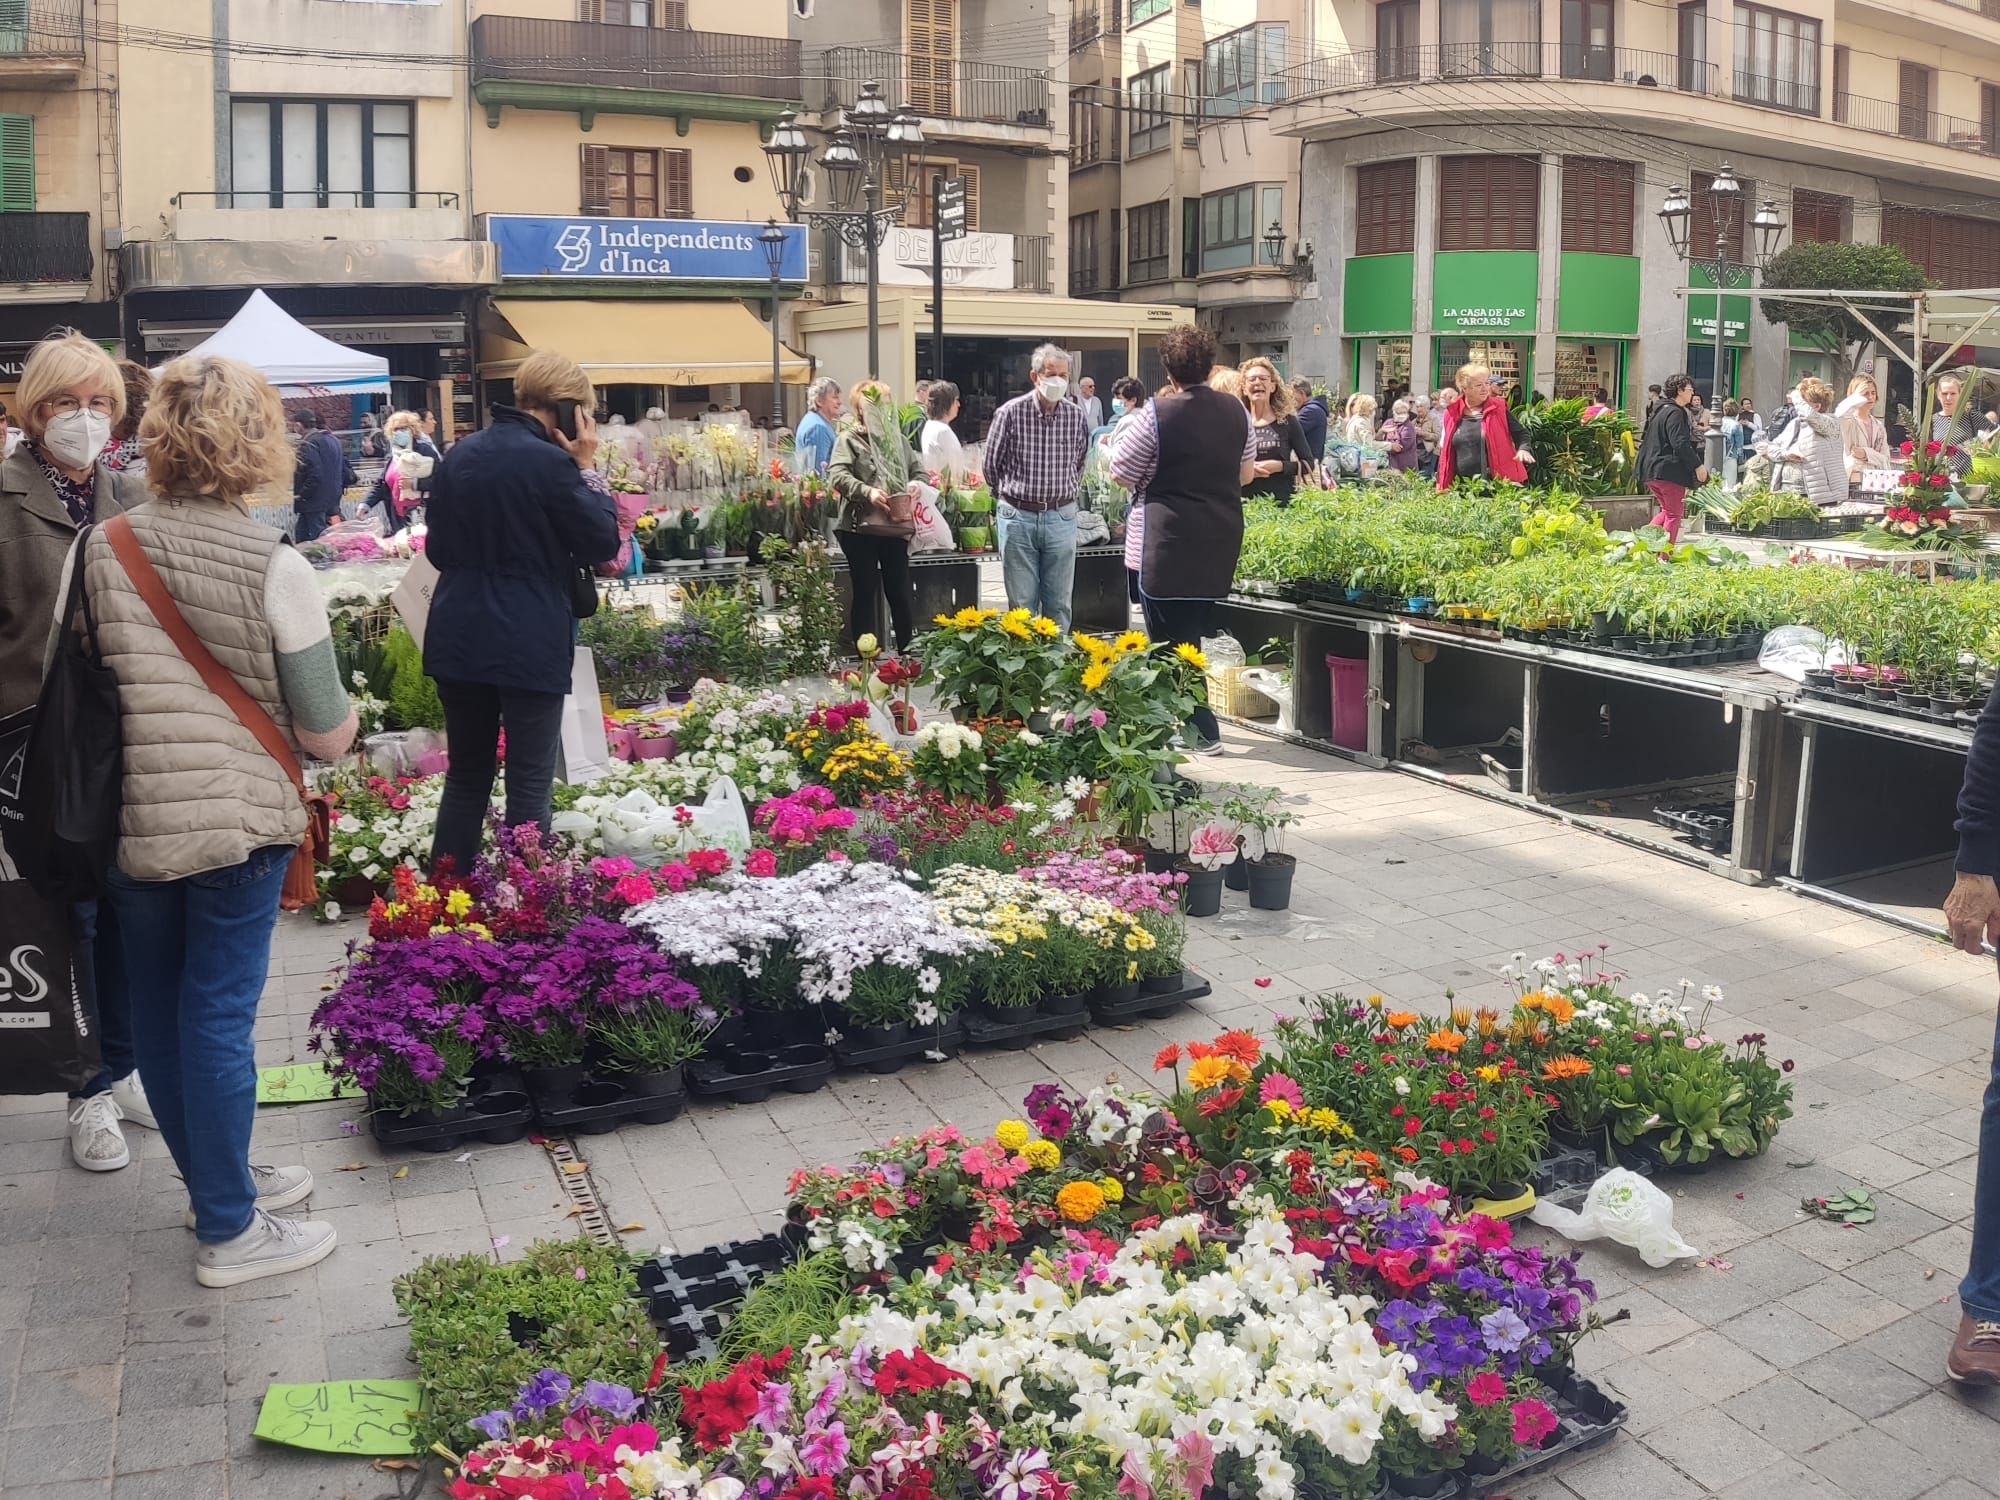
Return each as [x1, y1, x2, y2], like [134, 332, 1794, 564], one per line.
[1343, 253, 1416, 402]
[1685, 263, 1752, 402]
[1555, 252, 1640, 407]
[1431, 251, 1539, 394]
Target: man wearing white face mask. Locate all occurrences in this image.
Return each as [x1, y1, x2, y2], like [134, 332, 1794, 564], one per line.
[981, 342, 1092, 631]
[0, 330, 154, 1176]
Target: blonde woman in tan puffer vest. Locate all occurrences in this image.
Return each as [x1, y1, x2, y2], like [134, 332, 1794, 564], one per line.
[59, 355, 358, 1288]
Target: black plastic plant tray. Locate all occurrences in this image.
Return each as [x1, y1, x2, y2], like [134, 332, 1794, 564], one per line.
[369, 1068, 535, 1154]
[1467, 1371, 1627, 1497]
[1651, 802, 1734, 852]
[528, 1072, 686, 1135]
[833, 1017, 967, 1073]
[1529, 1142, 1602, 1212]
[688, 1044, 834, 1103]
[1089, 975, 1213, 1024]
[959, 1004, 1092, 1051]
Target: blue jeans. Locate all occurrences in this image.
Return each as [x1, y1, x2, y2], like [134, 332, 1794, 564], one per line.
[107, 845, 291, 1242]
[69, 899, 135, 1100]
[998, 501, 1079, 634]
[1967, 982, 2000, 1320]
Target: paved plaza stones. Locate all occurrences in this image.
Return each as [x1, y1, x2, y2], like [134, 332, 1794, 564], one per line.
[1, 729, 1996, 1497]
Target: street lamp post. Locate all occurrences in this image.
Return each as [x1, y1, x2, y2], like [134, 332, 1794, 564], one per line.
[763, 86, 924, 379]
[759, 218, 788, 425]
[1659, 165, 1786, 474]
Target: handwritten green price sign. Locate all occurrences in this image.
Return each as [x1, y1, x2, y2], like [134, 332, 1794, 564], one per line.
[255, 1063, 348, 1105]
[253, 1379, 423, 1455]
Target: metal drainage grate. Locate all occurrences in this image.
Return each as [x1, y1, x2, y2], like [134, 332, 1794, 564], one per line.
[544, 1137, 616, 1247]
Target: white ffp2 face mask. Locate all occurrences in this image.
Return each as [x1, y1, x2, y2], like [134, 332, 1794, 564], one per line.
[1037, 377, 1068, 404]
[43, 409, 111, 470]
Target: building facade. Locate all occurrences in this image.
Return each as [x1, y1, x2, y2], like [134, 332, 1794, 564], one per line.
[1271, 0, 2000, 412]
[113, 0, 490, 435]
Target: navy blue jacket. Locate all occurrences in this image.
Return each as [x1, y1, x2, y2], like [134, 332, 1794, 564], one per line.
[422, 406, 620, 696]
[1958, 675, 2000, 877]
[1296, 395, 1331, 463]
[292, 430, 353, 516]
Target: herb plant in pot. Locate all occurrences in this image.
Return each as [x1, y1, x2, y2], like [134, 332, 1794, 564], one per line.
[1178, 820, 1236, 918]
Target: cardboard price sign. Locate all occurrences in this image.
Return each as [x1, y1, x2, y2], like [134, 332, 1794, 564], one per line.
[256, 1063, 348, 1105]
[254, 1380, 423, 1455]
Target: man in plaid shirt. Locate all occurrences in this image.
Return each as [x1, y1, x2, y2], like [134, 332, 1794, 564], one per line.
[982, 343, 1092, 631]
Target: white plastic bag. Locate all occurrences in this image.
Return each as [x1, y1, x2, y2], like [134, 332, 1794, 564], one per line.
[1756, 624, 1847, 684]
[1527, 1167, 1701, 1268]
[1239, 667, 1295, 734]
[592, 777, 753, 865]
[908, 481, 956, 554]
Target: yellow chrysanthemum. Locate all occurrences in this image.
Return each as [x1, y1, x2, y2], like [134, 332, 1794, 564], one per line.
[1081, 661, 1112, 693]
[1265, 1097, 1295, 1121]
[1307, 1107, 1354, 1138]
[1056, 1182, 1106, 1222]
[1174, 642, 1209, 671]
[1022, 1140, 1061, 1170]
[994, 1119, 1030, 1152]
[1099, 1177, 1124, 1204]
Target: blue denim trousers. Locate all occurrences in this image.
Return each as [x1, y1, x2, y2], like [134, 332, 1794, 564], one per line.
[106, 845, 291, 1242]
[1966, 986, 2000, 1320]
[998, 501, 1079, 634]
[69, 898, 134, 1100]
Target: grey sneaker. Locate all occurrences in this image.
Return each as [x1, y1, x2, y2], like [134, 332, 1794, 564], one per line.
[184, 1165, 315, 1230]
[67, 1092, 129, 1172]
[194, 1209, 338, 1288]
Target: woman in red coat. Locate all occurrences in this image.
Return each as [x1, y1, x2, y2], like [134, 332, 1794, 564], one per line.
[1436, 363, 1534, 489]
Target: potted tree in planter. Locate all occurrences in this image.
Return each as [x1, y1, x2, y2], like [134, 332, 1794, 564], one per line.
[1224, 784, 1301, 910]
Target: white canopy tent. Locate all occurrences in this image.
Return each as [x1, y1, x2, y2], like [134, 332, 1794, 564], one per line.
[166, 289, 391, 397]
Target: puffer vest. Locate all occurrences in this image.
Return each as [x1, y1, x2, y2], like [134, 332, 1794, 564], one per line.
[82, 500, 304, 882]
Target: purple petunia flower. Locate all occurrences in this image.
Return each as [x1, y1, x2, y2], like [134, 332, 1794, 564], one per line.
[469, 1409, 513, 1442]
[1479, 1308, 1532, 1354]
[578, 1380, 642, 1420]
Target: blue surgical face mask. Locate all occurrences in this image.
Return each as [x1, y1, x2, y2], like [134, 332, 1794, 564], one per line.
[391, 430, 414, 450]
[1111, 398, 1128, 417]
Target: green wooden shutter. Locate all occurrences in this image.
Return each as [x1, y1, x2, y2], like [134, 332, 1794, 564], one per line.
[0, 115, 33, 212]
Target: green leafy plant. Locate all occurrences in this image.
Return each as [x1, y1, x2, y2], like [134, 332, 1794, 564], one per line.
[681, 576, 771, 684]
[760, 535, 843, 678]
[719, 1249, 858, 1361]
[382, 624, 444, 731]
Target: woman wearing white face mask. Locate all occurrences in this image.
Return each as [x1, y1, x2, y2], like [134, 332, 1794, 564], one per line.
[364, 410, 434, 528]
[0, 329, 154, 1175]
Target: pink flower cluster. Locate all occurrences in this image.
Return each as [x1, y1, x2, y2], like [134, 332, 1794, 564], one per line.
[1021, 850, 1184, 916]
[590, 850, 734, 906]
[756, 785, 859, 846]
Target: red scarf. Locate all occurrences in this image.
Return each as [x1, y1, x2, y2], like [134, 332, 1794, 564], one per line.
[1436, 396, 1528, 489]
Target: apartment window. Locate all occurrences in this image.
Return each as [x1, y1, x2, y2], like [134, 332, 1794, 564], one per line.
[908, 0, 957, 117]
[1201, 183, 1283, 272]
[1560, 0, 1614, 79]
[1899, 61, 1934, 140]
[1883, 205, 2000, 288]
[1791, 188, 1846, 244]
[1833, 44, 1849, 121]
[1071, 90, 1101, 164]
[906, 162, 980, 229]
[1070, 212, 1100, 294]
[1733, 3, 1819, 115]
[1128, 201, 1170, 282]
[581, 145, 692, 217]
[1440, 0, 1540, 78]
[1560, 157, 1633, 255]
[1128, 65, 1170, 155]
[1438, 154, 1537, 251]
[1204, 22, 1288, 119]
[1689, 168, 1745, 263]
[578, 0, 690, 22]
[0, 115, 32, 212]
[1678, 1, 1706, 93]
[229, 98, 414, 209]
[1130, 0, 1169, 22]
[1377, 0, 1420, 82]
[1354, 159, 1416, 256]
[1181, 197, 1200, 278]
[1985, 82, 2000, 153]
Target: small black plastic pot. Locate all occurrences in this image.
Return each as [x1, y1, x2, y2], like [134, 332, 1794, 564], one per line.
[1041, 990, 1089, 1017]
[1246, 853, 1296, 910]
[1180, 864, 1225, 918]
[1222, 853, 1249, 891]
[521, 1061, 589, 1101]
[1141, 969, 1187, 995]
[616, 1065, 686, 1099]
[1096, 979, 1142, 1007]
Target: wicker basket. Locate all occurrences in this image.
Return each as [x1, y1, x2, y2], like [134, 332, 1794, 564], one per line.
[1207, 664, 1278, 720]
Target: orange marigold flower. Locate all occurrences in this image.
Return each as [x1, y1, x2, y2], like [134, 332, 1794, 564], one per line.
[1213, 1029, 1263, 1066]
[1153, 1044, 1182, 1071]
[1384, 1012, 1421, 1029]
[1185, 1055, 1234, 1091]
[1542, 1056, 1593, 1081]
[1392, 1144, 1420, 1163]
[1425, 1029, 1467, 1055]
[1055, 1182, 1106, 1222]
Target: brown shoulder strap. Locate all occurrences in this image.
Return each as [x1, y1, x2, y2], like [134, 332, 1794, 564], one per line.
[102, 514, 305, 799]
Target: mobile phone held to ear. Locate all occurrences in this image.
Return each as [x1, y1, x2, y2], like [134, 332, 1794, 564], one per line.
[555, 399, 581, 442]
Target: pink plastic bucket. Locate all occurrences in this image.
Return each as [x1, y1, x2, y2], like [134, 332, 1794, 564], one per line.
[1326, 654, 1368, 752]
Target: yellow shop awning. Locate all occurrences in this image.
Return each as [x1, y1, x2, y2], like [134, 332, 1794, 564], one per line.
[481, 298, 812, 386]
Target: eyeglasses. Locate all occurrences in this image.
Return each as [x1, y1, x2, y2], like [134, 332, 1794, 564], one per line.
[41, 395, 117, 417]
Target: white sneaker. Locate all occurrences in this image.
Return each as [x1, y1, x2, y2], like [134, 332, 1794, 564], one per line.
[111, 1071, 157, 1130]
[183, 1164, 315, 1230]
[194, 1209, 338, 1288]
[67, 1092, 129, 1172]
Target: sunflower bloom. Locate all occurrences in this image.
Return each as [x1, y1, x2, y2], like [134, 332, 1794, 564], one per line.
[1174, 642, 1209, 671]
[1081, 661, 1112, 693]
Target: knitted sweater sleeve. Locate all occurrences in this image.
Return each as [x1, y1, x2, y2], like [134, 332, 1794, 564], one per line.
[266, 544, 357, 761]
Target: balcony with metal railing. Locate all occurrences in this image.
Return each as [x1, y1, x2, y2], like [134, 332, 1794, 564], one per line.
[1070, 10, 1103, 51]
[0, 0, 83, 80]
[808, 49, 1054, 135]
[0, 211, 91, 285]
[1285, 42, 1715, 95]
[470, 15, 802, 128]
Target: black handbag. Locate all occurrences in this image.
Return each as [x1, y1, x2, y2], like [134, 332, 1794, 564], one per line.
[0, 528, 125, 900]
[571, 564, 601, 619]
